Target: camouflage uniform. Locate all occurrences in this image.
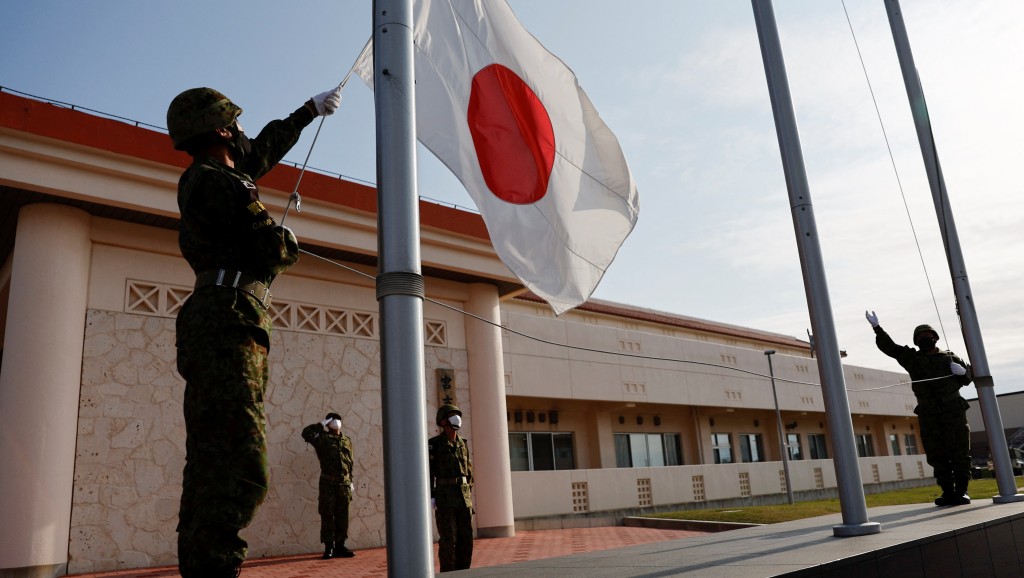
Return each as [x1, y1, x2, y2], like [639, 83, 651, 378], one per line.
[175, 104, 312, 575]
[428, 432, 474, 572]
[873, 325, 973, 496]
[301, 422, 354, 546]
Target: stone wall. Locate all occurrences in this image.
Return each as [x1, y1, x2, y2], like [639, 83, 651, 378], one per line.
[70, 309, 469, 573]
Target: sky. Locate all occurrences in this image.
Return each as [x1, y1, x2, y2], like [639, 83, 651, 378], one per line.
[2, 1, 1022, 394]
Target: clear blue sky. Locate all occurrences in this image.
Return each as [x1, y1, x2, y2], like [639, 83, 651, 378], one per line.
[2, 1, 1022, 393]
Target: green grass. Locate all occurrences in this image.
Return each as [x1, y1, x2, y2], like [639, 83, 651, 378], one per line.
[649, 478, 1012, 525]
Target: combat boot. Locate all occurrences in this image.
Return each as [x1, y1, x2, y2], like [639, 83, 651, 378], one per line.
[934, 480, 955, 506]
[949, 478, 971, 506]
[334, 541, 355, 558]
[322, 542, 334, 559]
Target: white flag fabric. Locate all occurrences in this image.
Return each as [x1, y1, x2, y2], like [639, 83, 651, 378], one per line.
[354, 0, 639, 315]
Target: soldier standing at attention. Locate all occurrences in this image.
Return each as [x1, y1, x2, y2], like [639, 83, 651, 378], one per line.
[301, 412, 356, 559]
[428, 404, 475, 572]
[167, 85, 341, 577]
[866, 311, 973, 506]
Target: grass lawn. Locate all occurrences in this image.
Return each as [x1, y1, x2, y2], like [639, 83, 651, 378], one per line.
[649, 478, 1017, 525]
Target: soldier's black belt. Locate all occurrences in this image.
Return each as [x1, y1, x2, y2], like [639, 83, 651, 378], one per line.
[195, 269, 271, 308]
[435, 476, 467, 486]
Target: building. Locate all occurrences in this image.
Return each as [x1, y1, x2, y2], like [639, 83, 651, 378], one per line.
[0, 90, 924, 575]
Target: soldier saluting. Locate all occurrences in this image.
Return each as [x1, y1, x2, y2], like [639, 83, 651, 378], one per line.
[302, 412, 356, 559]
[866, 311, 973, 506]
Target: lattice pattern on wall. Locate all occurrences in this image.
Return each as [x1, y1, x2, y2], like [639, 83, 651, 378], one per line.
[814, 468, 824, 490]
[896, 463, 904, 481]
[124, 279, 445, 343]
[779, 469, 788, 493]
[571, 482, 589, 513]
[871, 464, 881, 483]
[739, 472, 751, 497]
[637, 478, 652, 506]
[692, 476, 706, 502]
[425, 320, 447, 346]
[917, 461, 925, 478]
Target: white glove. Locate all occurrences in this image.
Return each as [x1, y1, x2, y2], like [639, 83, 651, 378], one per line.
[865, 310, 879, 328]
[950, 361, 967, 376]
[311, 86, 343, 116]
[320, 418, 331, 427]
[350, 482, 355, 492]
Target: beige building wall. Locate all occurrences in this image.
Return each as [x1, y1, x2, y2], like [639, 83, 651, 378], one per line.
[67, 218, 474, 573]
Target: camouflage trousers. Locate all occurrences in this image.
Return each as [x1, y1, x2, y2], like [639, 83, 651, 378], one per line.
[435, 506, 473, 572]
[318, 478, 352, 544]
[176, 328, 270, 577]
[918, 410, 971, 491]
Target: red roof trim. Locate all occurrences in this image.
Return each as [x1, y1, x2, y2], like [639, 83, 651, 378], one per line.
[0, 91, 490, 241]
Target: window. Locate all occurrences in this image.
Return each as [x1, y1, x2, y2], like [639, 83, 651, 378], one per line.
[904, 434, 919, 455]
[808, 433, 828, 459]
[889, 434, 901, 456]
[614, 433, 682, 467]
[786, 433, 802, 460]
[711, 433, 733, 464]
[508, 432, 575, 471]
[739, 433, 765, 463]
[856, 434, 875, 457]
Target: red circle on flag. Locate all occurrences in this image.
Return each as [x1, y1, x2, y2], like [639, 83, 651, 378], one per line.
[467, 63, 555, 205]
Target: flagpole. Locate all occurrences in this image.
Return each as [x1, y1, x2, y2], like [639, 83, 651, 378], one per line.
[884, 0, 1024, 503]
[372, 0, 437, 575]
[751, 0, 880, 536]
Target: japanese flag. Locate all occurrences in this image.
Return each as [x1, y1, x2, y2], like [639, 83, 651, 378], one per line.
[355, 0, 639, 315]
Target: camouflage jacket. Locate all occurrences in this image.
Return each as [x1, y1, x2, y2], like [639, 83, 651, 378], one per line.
[428, 433, 474, 510]
[176, 105, 312, 340]
[873, 325, 972, 415]
[302, 423, 354, 483]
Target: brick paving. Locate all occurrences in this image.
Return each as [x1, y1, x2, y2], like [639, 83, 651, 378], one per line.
[68, 526, 707, 578]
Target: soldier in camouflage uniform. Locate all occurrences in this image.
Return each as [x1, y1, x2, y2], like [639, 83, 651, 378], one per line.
[167, 85, 341, 576]
[866, 311, 973, 506]
[428, 404, 475, 572]
[301, 412, 356, 559]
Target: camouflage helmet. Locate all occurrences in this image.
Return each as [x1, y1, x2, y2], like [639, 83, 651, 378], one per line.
[436, 404, 462, 426]
[166, 87, 242, 150]
[913, 324, 939, 341]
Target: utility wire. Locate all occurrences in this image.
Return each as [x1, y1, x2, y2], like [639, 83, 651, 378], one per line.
[840, 1, 948, 344]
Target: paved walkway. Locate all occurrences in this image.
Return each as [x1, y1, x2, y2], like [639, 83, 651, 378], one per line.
[68, 526, 708, 578]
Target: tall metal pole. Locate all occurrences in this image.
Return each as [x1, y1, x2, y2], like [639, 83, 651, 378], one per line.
[765, 351, 795, 505]
[751, 0, 880, 536]
[884, 0, 1023, 503]
[372, 0, 437, 575]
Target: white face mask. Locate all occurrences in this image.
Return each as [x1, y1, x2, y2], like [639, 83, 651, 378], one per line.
[448, 415, 462, 429]
[328, 419, 342, 432]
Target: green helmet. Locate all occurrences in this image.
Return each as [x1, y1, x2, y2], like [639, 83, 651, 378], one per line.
[166, 87, 242, 150]
[913, 324, 939, 341]
[436, 404, 462, 426]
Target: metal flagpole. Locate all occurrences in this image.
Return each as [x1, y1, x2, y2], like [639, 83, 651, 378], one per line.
[884, 0, 1024, 503]
[372, 0, 437, 575]
[765, 350, 795, 505]
[751, 0, 880, 536]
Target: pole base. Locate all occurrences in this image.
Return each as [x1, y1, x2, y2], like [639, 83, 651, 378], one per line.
[992, 494, 1024, 504]
[832, 521, 881, 537]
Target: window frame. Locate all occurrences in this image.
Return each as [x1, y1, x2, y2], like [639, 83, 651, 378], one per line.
[614, 432, 683, 467]
[508, 431, 576, 471]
